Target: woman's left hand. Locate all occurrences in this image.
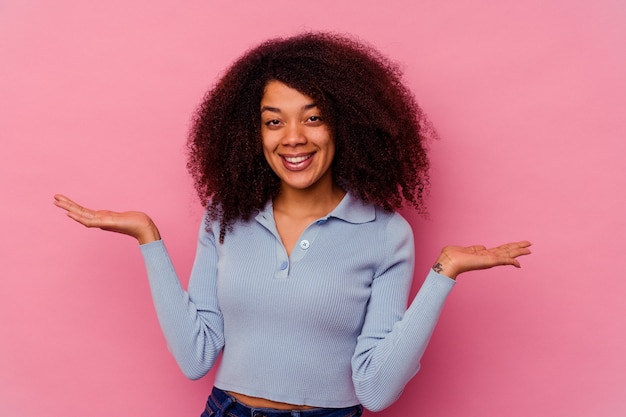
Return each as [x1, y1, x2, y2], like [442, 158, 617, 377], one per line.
[432, 241, 532, 280]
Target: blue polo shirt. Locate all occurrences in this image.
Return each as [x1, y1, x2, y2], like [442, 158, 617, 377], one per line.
[140, 193, 455, 411]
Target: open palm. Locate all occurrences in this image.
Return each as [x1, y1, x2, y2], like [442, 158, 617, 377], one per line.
[434, 241, 532, 279]
[53, 194, 160, 244]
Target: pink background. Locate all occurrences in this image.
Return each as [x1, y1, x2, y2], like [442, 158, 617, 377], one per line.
[1, 1, 625, 416]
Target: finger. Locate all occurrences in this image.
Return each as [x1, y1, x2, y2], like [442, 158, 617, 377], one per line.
[66, 208, 97, 226]
[66, 201, 93, 218]
[510, 247, 532, 258]
[496, 241, 532, 250]
[53, 194, 71, 209]
[490, 241, 532, 255]
[506, 243, 532, 257]
[499, 259, 522, 268]
[494, 247, 531, 266]
[56, 197, 101, 227]
[54, 194, 82, 211]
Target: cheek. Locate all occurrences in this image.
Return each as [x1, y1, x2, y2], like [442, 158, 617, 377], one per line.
[261, 146, 273, 166]
[260, 136, 278, 168]
[322, 133, 336, 160]
[260, 132, 275, 154]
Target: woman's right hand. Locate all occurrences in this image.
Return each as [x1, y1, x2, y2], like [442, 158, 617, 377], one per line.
[53, 194, 161, 244]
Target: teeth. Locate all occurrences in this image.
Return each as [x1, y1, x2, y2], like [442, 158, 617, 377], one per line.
[284, 155, 311, 163]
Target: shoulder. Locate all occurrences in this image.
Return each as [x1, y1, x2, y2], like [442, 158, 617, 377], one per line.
[367, 203, 414, 245]
[376, 208, 414, 253]
[329, 193, 413, 242]
[338, 198, 415, 264]
[197, 212, 221, 246]
[375, 206, 411, 230]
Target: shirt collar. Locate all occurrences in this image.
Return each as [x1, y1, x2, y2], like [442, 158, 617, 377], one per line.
[255, 192, 375, 225]
[327, 192, 375, 224]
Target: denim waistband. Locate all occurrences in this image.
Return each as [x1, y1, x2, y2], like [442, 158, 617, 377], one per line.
[206, 387, 362, 417]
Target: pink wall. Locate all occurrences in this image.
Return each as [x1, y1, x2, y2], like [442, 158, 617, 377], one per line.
[1, 1, 625, 416]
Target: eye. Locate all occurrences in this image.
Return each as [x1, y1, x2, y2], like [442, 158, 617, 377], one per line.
[264, 119, 282, 128]
[305, 115, 323, 125]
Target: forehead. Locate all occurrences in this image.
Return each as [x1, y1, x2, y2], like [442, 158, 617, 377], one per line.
[260, 81, 316, 108]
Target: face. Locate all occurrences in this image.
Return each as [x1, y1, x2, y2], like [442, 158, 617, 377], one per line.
[260, 80, 335, 193]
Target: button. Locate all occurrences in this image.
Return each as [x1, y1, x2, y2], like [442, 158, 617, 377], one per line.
[299, 240, 310, 249]
[280, 261, 289, 270]
[316, 219, 327, 225]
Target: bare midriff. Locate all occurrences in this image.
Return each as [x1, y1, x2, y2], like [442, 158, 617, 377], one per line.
[228, 391, 316, 410]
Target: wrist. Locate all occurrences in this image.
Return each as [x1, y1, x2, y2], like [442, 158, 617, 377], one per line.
[432, 253, 459, 280]
[136, 222, 161, 244]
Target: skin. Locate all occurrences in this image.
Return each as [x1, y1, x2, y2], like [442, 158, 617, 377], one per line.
[53, 80, 532, 411]
[260, 81, 338, 197]
[260, 81, 346, 256]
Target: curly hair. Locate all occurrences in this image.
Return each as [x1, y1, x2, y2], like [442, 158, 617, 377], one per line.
[187, 32, 435, 242]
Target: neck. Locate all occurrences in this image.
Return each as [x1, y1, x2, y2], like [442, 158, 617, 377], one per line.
[273, 181, 346, 219]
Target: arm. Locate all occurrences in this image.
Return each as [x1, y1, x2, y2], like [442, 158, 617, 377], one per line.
[54, 194, 224, 379]
[140, 222, 224, 379]
[351, 216, 453, 411]
[352, 215, 531, 412]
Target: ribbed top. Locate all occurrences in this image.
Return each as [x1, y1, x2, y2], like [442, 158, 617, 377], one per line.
[140, 193, 454, 411]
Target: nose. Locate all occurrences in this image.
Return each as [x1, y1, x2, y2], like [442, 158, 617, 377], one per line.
[281, 122, 307, 146]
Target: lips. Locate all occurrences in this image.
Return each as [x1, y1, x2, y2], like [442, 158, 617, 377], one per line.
[281, 153, 314, 171]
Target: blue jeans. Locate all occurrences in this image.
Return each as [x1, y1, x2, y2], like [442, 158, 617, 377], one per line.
[200, 387, 363, 417]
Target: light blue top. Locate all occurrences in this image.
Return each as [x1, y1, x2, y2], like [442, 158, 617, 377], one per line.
[139, 193, 455, 411]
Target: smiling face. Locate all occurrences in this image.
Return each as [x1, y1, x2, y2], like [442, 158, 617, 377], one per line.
[260, 80, 335, 194]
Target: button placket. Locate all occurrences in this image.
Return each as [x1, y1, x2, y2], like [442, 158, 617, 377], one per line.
[274, 238, 289, 280]
[290, 218, 325, 264]
[274, 217, 327, 277]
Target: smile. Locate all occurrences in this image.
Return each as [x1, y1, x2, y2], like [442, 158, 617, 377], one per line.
[281, 153, 314, 171]
[284, 154, 312, 163]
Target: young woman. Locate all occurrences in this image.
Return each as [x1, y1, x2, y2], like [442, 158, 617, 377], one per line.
[54, 32, 531, 416]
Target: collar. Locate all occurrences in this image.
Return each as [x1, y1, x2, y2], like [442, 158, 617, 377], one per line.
[326, 192, 375, 224]
[255, 192, 375, 225]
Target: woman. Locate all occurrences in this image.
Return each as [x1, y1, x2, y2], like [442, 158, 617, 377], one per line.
[54, 32, 531, 416]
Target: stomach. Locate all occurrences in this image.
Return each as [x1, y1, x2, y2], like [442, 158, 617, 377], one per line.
[227, 391, 316, 410]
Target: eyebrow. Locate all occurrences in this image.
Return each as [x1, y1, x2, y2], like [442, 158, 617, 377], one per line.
[260, 102, 319, 113]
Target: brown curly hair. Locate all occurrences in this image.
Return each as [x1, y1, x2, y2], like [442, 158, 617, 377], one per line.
[187, 32, 434, 242]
